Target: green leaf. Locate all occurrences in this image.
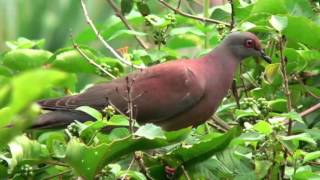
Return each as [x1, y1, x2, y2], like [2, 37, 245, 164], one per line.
[37, 132, 67, 158]
[76, 106, 103, 121]
[255, 160, 273, 179]
[3, 49, 52, 70]
[164, 126, 242, 167]
[108, 29, 146, 41]
[137, 1, 150, 16]
[293, 166, 320, 180]
[268, 99, 287, 112]
[210, 5, 231, 21]
[107, 115, 130, 126]
[8, 135, 50, 172]
[10, 70, 67, 112]
[0, 70, 67, 148]
[253, 121, 273, 135]
[135, 123, 166, 140]
[66, 126, 191, 179]
[235, 109, 258, 120]
[145, 15, 169, 27]
[276, 111, 304, 124]
[50, 48, 97, 74]
[285, 48, 307, 73]
[251, 0, 287, 15]
[179, 148, 254, 180]
[264, 63, 280, 83]
[0, 65, 13, 77]
[284, 0, 315, 18]
[117, 170, 147, 180]
[269, 15, 287, 32]
[170, 27, 205, 36]
[283, 16, 320, 49]
[279, 133, 316, 146]
[298, 49, 320, 61]
[121, 0, 134, 15]
[5, 38, 45, 49]
[303, 151, 320, 164]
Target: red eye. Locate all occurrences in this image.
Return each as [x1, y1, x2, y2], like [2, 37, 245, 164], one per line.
[244, 39, 254, 48]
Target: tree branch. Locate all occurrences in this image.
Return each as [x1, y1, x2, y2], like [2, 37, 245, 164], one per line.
[300, 103, 320, 117]
[105, 0, 148, 49]
[278, 36, 292, 135]
[158, 0, 230, 27]
[229, 0, 235, 30]
[80, 0, 141, 68]
[71, 36, 116, 79]
[278, 35, 292, 179]
[181, 165, 191, 180]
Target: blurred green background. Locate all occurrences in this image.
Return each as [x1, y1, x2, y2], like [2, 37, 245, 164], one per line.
[0, 0, 112, 51]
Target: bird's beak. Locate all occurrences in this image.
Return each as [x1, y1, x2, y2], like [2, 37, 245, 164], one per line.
[259, 49, 272, 63]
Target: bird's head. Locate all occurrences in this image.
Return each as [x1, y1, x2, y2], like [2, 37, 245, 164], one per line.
[222, 31, 272, 63]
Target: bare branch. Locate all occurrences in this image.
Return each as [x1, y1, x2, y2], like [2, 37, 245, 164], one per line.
[80, 0, 142, 68]
[300, 103, 320, 117]
[181, 165, 191, 180]
[231, 80, 240, 108]
[278, 35, 291, 179]
[209, 115, 230, 132]
[71, 36, 116, 79]
[228, 0, 235, 30]
[43, 170, 72, 180]
[278, 36, 292, 134]
[134, 152, 152, 179]
[121, 157, 135, 180]
[105, 0, 148, 49]
[158, 0, 230, 27]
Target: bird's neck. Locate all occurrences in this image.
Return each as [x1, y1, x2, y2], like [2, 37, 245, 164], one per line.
[200, 46, 240, 92]
[204, 46, 240, 74]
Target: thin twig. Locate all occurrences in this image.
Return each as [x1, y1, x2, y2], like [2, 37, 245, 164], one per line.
[295, 76, 320, 99]
[229, 0, 235, 30]
[207, 122, 227, 133]
[134, 152, 152, 179]
[105, 0, 148, 49]
[158, 0, 230, 27]
[181, 165, 191, 180]
[204, 0, 209, 48]
[239, 63, 248, 97]
[299, 103, 320, 117]
[176, 0, 182, 9]
[231, 80, 241, 108]
[209, 115, 230, 132]
[279, 102, 320, 126]
[107, 98, 127, 117]
[80, 0, 141, 68]
[71, 37, 116, 79]
[278, 35, 292, 179]
[278, 36, 292, 134]
[121, 157, 135, 180]
[42, 160, 69, 167]
[43, 170, 72, 180]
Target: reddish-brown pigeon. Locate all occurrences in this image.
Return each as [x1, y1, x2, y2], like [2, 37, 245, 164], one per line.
[34, 32, 271, 131]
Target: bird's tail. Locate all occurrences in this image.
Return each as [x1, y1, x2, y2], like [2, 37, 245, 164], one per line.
[32, 110, 95, 129]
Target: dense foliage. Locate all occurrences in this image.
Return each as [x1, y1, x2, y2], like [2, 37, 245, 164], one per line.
[0, 0, 320, 179]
